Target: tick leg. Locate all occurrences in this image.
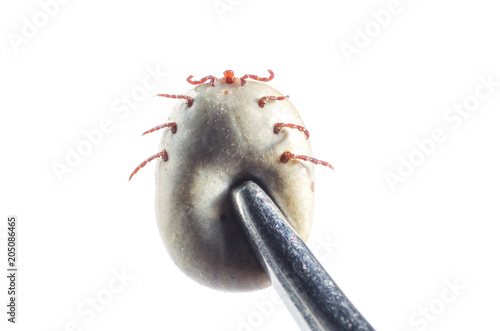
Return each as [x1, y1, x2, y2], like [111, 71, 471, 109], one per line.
[142, 122, 177, 136]
[187, 74, 217, 86]
[129, 149, 168, 181]
[274, 123, 309, 139]
[280, 151, 334, 171]
[258, 95, 289, 108]
[240, 69, 274, 86]
[157, 94, 194, 107]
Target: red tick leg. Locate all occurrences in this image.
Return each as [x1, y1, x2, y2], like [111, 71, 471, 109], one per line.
[240, 69, 275, 86]
[157, 94, 194, 108]
[187, 74, 217, 86]
[142, 123, 177, 136]
[274, 123, 310, 139]
[280, 151, 334, 171]
[129, 149, 168, 181]
[258, 95, 289, 108]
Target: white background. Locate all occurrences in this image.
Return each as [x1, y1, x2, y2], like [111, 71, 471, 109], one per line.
[1, 0, 499, 330]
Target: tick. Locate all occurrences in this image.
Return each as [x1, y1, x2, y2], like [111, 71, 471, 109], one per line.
[130, 70, 333, 292]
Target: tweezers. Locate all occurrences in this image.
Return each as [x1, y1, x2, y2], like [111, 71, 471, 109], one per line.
[231, 181, 376, 331]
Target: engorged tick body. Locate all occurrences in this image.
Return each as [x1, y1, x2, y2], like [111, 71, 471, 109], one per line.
[130, 70, 333, 292]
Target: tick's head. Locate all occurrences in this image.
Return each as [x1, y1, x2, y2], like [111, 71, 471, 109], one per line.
[223, 70, 235, 84]
[186, 69, 273, 87]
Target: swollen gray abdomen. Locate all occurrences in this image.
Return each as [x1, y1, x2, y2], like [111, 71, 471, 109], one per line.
[155, 81, 315, 292]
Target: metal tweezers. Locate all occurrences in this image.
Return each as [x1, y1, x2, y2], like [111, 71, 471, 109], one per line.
[231, 181, 376, 331]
